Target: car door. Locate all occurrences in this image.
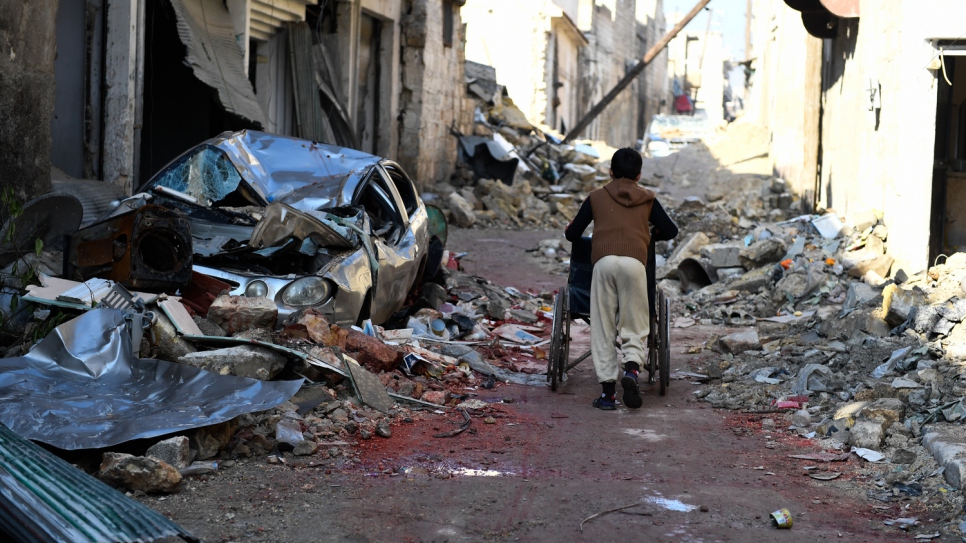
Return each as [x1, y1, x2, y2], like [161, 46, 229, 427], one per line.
[381, 161, 428, 272]
[354, 166, 415, 324]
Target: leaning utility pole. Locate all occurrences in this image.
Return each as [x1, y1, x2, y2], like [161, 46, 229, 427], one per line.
[562, 0, 713, 144]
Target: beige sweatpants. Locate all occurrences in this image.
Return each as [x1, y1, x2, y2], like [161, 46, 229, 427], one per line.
[590, 255, 650, 383]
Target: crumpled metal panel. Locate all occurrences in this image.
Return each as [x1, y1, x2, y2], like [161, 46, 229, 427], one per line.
[0, 309, 301, 450]
[0, 423, 197, 543]
[168, 0, 266, 125]
[212, 130, 380, 205]
[250, 203, 355, 250]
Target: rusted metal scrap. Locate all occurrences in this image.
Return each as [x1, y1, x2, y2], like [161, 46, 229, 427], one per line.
[433, 408, 472, 438]
[67, 204, 193, 291]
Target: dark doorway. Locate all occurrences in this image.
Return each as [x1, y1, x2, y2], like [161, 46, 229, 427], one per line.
[930, 54, 966, 264]
[357, 13, 381, 155]
[51, 0, 88, 179]
[140, 0, 256, 184]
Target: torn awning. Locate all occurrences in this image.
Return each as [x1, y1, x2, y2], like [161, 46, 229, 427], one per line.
[169, 0, 267, 126]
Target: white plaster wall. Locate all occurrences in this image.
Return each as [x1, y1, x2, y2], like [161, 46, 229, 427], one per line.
[816, 0, 966, 274]
[694, 31, 723, 124]
[553, 0, 580, 23]
[462, 0, 558, 125]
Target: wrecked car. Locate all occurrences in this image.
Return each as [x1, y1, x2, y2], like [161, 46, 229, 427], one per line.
[100, 130, 429, 326]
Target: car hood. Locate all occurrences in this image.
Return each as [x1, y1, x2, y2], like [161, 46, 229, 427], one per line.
[139, 130, 382, 209]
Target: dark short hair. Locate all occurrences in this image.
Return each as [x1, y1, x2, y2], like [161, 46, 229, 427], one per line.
[610, 148, 643, 179]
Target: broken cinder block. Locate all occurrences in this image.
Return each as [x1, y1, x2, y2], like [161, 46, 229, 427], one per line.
[700, 243, 743, 269]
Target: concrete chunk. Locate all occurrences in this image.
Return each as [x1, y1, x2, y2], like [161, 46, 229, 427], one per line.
[738, 238, 786, 269]
[716, 329, 760, 354]
[858, 398, 906, 429]
[922, 425, 966, 488]
[700, 243, 743, 269]
[849, 420, 885, 450]
[178, 345, 287, 380]
[885, 287, 924, 327]
[661, 233, 710, 278]
[729, 266, 776, 292]
[844, 282, 877, 310]
[145, 436, 191, 470]
[848, 254, 895, 279]
[207, 295, 278, 335]
[447, 192, 477, 228]
[98, 453, 182, 494]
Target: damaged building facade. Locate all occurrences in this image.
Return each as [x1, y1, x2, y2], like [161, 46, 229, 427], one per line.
[47, 0, 469, 195]
[461, 0, 669, 147]
[748, 0, 966, 276]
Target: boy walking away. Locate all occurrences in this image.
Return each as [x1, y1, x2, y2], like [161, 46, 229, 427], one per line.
[564, 148, 678, 410]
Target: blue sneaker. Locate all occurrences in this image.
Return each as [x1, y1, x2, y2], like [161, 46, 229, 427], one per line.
[621, 371, 642, 409]
[593, 395, 617, 410]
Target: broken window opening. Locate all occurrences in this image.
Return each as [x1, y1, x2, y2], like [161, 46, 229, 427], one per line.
[382, 164, 419, 216]
[152, 145, 255, 207]
[358, 169, 404, 243]
[443, 0, 454, 47]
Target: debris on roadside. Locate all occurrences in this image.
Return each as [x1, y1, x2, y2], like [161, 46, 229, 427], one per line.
[0, 129, 575, 497]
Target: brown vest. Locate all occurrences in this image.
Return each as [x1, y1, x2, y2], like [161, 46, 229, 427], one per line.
[587, 179, 655, 265]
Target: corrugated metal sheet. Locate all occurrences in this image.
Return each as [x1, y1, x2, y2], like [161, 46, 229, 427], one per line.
[0, 423, 198, 543]
[169, 0, 267, 126]
[289, 22, 332, 143]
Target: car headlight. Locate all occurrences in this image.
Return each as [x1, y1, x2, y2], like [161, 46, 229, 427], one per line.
[245, 280, 268, 298]
[282, 277, 332, 307]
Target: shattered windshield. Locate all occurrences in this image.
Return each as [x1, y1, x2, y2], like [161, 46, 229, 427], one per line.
[152, 145, 244, 205]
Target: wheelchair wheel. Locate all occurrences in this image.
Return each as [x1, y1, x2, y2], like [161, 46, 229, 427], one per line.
[659, 291, 670, 396]
[549, 287, 569, 391]
[560, 308, 571, 385]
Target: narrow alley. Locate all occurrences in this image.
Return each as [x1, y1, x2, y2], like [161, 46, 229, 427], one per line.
[3, 1, 966, 542]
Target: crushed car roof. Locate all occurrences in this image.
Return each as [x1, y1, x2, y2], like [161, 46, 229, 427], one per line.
[140, 130, 383, 207]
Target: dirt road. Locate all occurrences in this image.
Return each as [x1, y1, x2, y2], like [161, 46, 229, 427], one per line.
[142, 227, 926, 543]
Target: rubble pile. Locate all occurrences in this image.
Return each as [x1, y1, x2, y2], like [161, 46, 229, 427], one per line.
[0, 260, 558, 495]
[433, 63, 618, 230]
[0, 129, 567, 497]
[650, 196, 966, 525]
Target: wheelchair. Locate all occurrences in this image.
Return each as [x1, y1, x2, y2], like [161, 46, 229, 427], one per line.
[547, 237, 670, 395]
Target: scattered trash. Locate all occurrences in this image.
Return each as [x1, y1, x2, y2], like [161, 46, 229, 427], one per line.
[851, 447, 885, 463]
[770, 508, 793, 529]
[433, 409, 472, 438]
